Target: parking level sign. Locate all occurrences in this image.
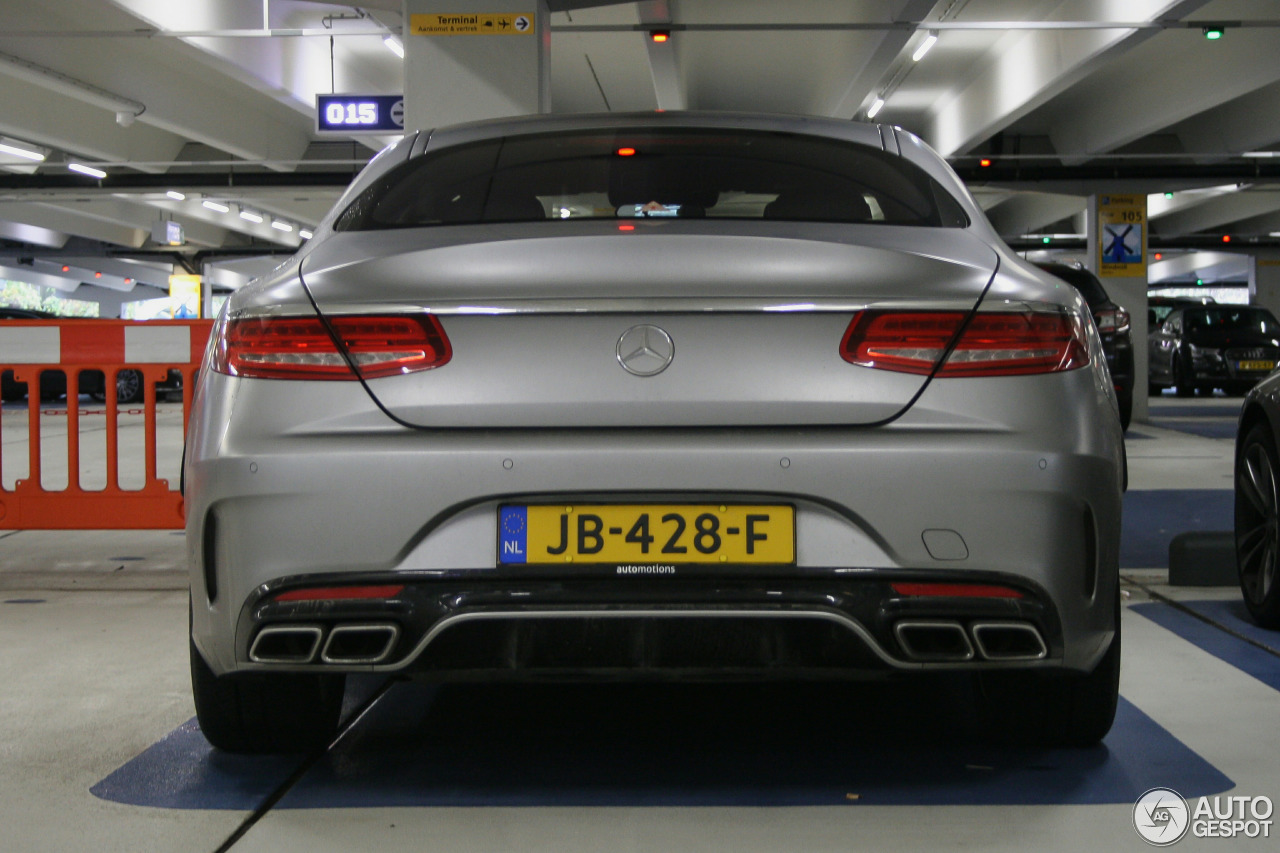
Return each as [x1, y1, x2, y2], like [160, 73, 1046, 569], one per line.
[1098, 194, 1147, 277]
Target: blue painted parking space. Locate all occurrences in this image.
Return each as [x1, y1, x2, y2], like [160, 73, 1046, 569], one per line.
[1131, 600, 1280, 691]
[93, 677, 1232, 810]
[1147, 418, 1238, 440]
[1121, 489, 1232, 567]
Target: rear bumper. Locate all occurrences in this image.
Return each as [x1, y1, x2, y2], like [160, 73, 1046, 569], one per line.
[186, 364, 1123, 681]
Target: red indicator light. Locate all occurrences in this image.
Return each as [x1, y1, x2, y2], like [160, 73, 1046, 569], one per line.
[891, 582, 1024, 599]
[61, 265, 70, 272]
[979, 158, 992, 168]
[650, 30, 669, 43]
[94, 271, 102, 278]
[1222, 234, 1232, 243]
[124, 277, 132, 284]
[618, 224, 636, 231]
[616, 147, 637, 157]
[1154, 252, 1163, 261]
[275, 584, 406, 602]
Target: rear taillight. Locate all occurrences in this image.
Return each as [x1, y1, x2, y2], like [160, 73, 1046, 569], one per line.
[1094, 307, 1130, 333]
[213, 314, 451, 380]
[840, 309, 1088, 377]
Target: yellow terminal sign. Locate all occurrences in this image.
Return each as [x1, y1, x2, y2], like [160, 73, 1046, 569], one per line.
[1098, 194, 1148, 278]
[409, 13, 534, 36]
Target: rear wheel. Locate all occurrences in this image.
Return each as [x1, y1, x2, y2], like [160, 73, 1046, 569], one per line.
[115, 369, 143, 404]
[1235, 423, 1280, 628]
[977, 596, 1120, 747]
[1173, 356, 1195, 398]
[190, 637, 345, 753]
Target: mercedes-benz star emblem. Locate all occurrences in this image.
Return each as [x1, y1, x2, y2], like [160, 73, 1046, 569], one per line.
[616, 324, 675, 376]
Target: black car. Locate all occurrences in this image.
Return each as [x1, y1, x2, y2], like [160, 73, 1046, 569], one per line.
[1149, 295, 1213, 330]
[1149, 305, 1280, 397]
[1035, 263, 1135, 430]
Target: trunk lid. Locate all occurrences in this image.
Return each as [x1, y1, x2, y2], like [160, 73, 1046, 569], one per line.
[299, 222, 998, 428]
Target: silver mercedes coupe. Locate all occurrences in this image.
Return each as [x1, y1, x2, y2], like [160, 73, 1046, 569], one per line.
[185, 112, 1125, 753]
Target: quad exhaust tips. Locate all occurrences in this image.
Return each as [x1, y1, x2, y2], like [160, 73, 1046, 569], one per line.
[894, 619, 1047, 662]
[248, 623, 400, 665]
[970, 621, 1048, 660]
[894, 620, 974, 661]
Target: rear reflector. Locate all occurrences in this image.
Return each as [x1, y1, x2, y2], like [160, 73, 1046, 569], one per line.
[891, 582, 1024, 599]
[275, 585, 406, 602]
[213, 314, 451, 380]
[840, 309, 1088, 377]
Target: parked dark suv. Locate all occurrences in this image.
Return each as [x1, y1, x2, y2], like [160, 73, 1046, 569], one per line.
[1035, 263, 1134, 430]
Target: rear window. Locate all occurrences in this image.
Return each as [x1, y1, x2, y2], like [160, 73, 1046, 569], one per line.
[1183, 307, 1280, 334]
[1036, 265, 1110, 310]
[334, 128, 969, 231]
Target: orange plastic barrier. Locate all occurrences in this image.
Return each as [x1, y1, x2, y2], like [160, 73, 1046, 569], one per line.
[0, 319, 214, 529]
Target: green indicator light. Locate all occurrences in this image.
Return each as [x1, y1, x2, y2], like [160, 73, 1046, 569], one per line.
[1196, 278, 1204, 286]
[1164, 192, 1174, 199]
[1203, 27, 1224, 40]
[1042, 236, 1051, 244]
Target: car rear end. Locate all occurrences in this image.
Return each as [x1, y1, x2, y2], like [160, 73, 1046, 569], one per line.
[185, 114, 1124, 750]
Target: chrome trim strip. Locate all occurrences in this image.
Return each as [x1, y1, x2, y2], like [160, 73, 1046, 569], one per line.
[231, 297, 984, 319]
[248, 624, 323, 664]
[970, 621, 1049, 661]
[893, 619, 975, 662]
[320, 623, 401, 664]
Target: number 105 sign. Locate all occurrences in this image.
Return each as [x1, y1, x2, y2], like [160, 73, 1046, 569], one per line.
[315, 94, 405, 134]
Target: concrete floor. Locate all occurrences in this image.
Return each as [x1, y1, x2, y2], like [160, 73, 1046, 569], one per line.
[1, 395, 1277, 852]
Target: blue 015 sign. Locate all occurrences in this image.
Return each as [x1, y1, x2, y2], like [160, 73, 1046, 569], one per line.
[316, 94, 405, 133]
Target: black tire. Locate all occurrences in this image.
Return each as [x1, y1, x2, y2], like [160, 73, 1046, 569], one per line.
[977, 597, 1120, 747]
[116, 369, 143, 404]
[1235, 423, 1280, 629]
[1173, 356, 1195, 398]
[190, 637, 345, 753]
[1118, 392, 1132, 433]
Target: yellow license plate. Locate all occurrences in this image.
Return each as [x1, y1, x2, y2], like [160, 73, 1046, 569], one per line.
[1238, 360, 1275, 372]
[498, 504, 795, 565]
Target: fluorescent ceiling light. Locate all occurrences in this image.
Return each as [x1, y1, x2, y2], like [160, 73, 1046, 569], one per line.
[866, 97, 885, 119]
[202, 199, 230, 213]
[1243, 151, 1280, 158]
[239, 209, 264, 223]
[68, 162, 107, 179]
[166, 190, 186, 201]
[0, 141, 46, 162]
[299, 229, 314, 239]
[383, 36, 404, 58]
[271, 220, 293, 232]
[912, 32, 938, 62]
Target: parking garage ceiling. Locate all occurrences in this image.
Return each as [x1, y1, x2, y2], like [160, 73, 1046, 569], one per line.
[1, 0, 1279, 291]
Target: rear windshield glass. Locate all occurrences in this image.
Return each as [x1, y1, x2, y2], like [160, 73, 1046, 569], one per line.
[334, 128, 969, 230]
[1182, 307, 1280, 334]
[1036, 265, 1109, 309]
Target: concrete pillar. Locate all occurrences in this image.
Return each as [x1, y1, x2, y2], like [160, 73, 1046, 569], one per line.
[1250, 249, 1280, 317]
[1086, 194, 1149, 424]
[403, 0, 550, 133]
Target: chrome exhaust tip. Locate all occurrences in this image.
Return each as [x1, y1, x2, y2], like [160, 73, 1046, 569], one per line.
[320, 623, 400, 665]
[971, 621, 1048, 661]
[249, 625, 323, 664]
[894, 620, 974, 662]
